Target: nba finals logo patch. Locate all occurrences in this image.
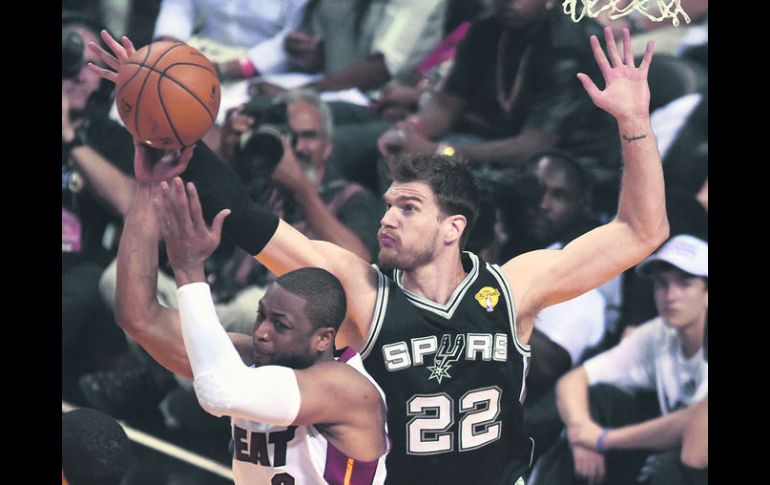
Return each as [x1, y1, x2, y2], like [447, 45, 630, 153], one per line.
[475, 287, 500, 312]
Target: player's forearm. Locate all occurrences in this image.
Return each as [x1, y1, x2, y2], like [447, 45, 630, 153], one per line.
[306, 55, 391, 93]
[69, 145, 137, 217]
[115, 185, 164, 330]
[556, 367, 595, 427]
[291, 184, 372, 261]
[604, 403, 697, 451]
[615, 116, 669, 246]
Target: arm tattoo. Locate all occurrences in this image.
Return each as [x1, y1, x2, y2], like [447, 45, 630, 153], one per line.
[622, 133, 648, 143]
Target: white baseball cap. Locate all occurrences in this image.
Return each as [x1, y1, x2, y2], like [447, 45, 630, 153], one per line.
[636, 234, 708, 277]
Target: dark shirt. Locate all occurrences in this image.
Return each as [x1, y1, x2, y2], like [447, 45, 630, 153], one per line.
[62, 109, 135, 270]
[443, 12, 618, 177]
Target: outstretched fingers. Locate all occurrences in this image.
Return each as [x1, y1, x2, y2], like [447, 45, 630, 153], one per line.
[154, 181, 178, 240]
[603, 26, 623, 68]
[170, 177, 195, 234]
[86, 61, 117, 82]
[87, 41, 119, 72]
[589, 35, 611, 79]
[639, 40, 655, 76]
[185, 181, 226, 238]
[622, 27, 634, 66]
[100, 29, 129, 64]
[577, 72, 601, 101]
[120, 36, 136, 57]
[185, 182, 206, 233]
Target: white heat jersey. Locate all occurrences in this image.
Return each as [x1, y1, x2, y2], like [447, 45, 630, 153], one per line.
[231, 348, 389, 485]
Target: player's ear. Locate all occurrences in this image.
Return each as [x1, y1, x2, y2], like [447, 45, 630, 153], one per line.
[313, 327, 336, 352]
[443, 214, 467, 246]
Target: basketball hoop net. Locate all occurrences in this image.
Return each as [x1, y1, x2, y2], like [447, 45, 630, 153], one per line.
[562, 0, 691, 26]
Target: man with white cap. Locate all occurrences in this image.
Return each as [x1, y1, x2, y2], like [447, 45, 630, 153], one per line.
[530, 234, 708, 485]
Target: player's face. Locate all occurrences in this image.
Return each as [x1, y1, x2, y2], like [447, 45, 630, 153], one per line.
[251, 284, 320, 369]
[652, 268, 708, 330]
[287, 100, 332, 185]
[379, 181, 443, 271]
[493, 0, 555, 28]
[524, 158, 582, 243]
[62, 27, 102, 113]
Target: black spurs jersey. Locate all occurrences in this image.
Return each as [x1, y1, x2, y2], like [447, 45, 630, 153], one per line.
[361, 252, 534, 485]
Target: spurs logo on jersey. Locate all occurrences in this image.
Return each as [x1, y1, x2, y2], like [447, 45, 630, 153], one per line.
[427, 334, 465, 383]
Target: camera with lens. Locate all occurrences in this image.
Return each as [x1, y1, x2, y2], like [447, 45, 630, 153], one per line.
[62, 29, 85, 80]
[233, 97, 298, 199]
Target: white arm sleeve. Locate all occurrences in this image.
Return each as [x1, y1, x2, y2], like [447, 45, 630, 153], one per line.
[177, 283, 301, 425]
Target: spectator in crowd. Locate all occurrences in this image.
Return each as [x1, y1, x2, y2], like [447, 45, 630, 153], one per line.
[375, 0, 618, 198]
[153, 0, 309, 81]
[253, 0, 447, 98]
[530, 235, 708, 485]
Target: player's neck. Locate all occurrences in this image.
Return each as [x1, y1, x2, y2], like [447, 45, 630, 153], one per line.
[401, 250, 466, 305]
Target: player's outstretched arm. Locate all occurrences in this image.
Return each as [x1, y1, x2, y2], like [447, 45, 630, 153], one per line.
[503, 27, 668, 333]
[115, 182, 195, 379]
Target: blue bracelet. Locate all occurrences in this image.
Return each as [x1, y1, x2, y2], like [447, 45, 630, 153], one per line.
[596, 428, 609, 453]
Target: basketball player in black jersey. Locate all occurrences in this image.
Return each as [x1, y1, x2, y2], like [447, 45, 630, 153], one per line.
[92, 25, 667, 485]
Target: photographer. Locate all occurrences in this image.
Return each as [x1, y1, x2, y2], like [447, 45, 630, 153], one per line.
[223, 89, 382, 262]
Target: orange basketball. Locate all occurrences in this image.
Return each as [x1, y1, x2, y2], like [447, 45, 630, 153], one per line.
[115, 41, 221, 150]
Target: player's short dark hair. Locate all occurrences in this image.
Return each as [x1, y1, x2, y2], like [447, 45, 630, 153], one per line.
[62, 408, 132, 485]
[276, 268, 347, 331]
[387, 154, 480, 248]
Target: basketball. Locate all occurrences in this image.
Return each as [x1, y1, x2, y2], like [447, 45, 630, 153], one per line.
[115, 41, 221, 150]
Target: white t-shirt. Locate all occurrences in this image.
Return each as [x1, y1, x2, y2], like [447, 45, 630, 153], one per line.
[583, 317, 708, 414]
[231, 349, 389, 484]
[536, 289, 606, 365]
[535, 242, 612, 364]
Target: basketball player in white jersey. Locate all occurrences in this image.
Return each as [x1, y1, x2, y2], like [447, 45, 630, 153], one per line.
[114, 179, 389, 484]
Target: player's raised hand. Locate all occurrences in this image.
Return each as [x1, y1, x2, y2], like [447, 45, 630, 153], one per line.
[578, 27, 654, 122]
[85, 30, 137, 83]
[154, 177, 230, 285]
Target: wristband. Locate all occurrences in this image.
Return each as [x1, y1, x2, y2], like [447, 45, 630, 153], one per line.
[596, 428, 609, 453]
[238, 57, 258, 78]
